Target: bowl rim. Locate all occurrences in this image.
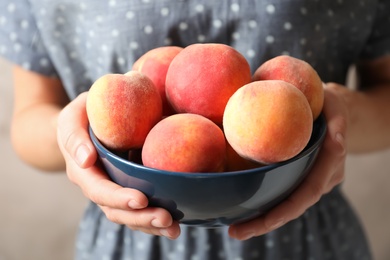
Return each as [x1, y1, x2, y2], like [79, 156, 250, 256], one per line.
[90, 114, 327, 178]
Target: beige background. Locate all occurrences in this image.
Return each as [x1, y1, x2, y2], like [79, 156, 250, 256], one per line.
[1, 57, 389, 260]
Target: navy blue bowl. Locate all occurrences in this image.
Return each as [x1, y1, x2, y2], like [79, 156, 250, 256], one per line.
[90, 115, 326, 227]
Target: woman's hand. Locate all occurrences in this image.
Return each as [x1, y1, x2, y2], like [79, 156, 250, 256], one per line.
[56, 92, 181, 239]
[228, 83, 348, 240]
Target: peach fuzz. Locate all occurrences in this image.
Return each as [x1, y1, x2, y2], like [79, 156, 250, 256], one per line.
[165, 43, 252, 124]
[86, 71, 162, 151]
[253, 55, 324, 120]
[223, 80, 313, 164]
[142, 113, 226, 173]
[132, 46, 183, 116]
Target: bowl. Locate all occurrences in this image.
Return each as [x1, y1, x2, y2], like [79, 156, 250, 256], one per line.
[89, 115, 327, 227]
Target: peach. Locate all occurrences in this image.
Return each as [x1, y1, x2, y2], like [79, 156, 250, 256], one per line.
[142, 113, 226, 173]
[223, 80, 313, 164]
[165, 43, 252, 124]
[253, 55, 324, 119]
[132, 46, 183, 116]
[225, 142, 264, 172]
[86, 71, 162, 151]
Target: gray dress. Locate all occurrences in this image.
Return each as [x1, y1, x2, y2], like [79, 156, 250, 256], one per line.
[1, 0, 390, 259]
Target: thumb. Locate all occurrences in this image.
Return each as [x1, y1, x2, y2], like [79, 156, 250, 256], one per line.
[57, 92, 97, 168]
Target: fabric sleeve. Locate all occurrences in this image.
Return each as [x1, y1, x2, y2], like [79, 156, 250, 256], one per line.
[0, 1, 58, 77]
[359, 0, 390, 61]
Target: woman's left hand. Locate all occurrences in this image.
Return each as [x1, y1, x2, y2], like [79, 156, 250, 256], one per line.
[228, 83, 349, 240]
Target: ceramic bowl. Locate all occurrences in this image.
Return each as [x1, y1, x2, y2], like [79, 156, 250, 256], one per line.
[90, 115, 327, 227]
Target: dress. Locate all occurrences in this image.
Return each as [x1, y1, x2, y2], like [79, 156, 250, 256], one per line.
[1, 1, 390, 259]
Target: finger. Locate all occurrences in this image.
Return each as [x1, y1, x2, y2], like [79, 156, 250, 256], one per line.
[72, 164, 149, 210]
[57, 92, 97, 168]
[133, 221, 182, 240]
[100, 205, 173, 228]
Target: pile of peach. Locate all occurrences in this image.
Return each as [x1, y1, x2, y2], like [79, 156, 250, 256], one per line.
[86, 43, 324, 173]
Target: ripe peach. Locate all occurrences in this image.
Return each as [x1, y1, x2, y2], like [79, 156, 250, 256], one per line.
[142, 113, 226, 173]
[253, 55, 324, 119]
[165, 43, 252, 124]
[223, 80, 313, 164]
[225, 142, 264, 172]
[86, 71, 162, 151]
[132, 46, 183, 116]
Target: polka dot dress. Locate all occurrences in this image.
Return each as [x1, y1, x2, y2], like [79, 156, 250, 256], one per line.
[1, 0, 389, 259]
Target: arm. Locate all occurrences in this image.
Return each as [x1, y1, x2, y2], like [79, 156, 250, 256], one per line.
[343, 55, 390, 153]
[11, 66, 69, 171]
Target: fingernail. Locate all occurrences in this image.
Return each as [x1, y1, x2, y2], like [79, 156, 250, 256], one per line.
[240, 231, 255, 240]
[128, 199, 143, 209]
[335, 132, 344, 145]
[75, 144, 90, 167]
[151, 218, 165, 228]
[159, 228, 171, 238]
[267, 219, 285, 230]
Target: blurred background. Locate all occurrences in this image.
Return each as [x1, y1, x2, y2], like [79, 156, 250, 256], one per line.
[1, 57, 389, 260]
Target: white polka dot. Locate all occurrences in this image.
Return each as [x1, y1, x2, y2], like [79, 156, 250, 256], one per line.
[197, 34, 206, 42]
[315, 24, 321, 31]
[0, 45, 7, 54]
[190, 255, 200, 260]
[231, 3, 240, 12]
[218, 250, 226, 259]
[266, 35, 274, 44]
[266, 239, 274, 248]
[232, 32, 240, 40]
[161, 7, 169, 16]
[306, 50, 313, 57]
[179, 22, 188, 30]
[9, 32, 17, 41]
[39, 58, 49, 67]
[80, 3, 87, 10]
[0, 16, 7, 26]
[109, 0, 116, 7]
[88, 30, 95, 37]
[142, 0, 151, 3]
[195, 4, 204, 13]
[39, 8, 47, 15]
[130, 41, 139, 49]
[100, 44, 108, 53]
[266, 4, 275, 14]
[213, 19, 222, 28]
[22, 62, 31, 70]
[246, 49, 256, 58]
[57, 17, 66, 25]
[328, 9, 334, 16]
[164, 38, 172, 45]
[300, 38, 307, 45]
[284, 22, 292, 30]
[126, 11, 135, 19]
[144, 25, 153, 34]
[281, 51, 290, 56]
[136, 241, 146, 250]
[176, 243, 185, 252]
[70, 52, 78, 59]
[13, 43, 22, 52]
[248, 20, 257, 28]
[301, 7, 308, 15]
[117, 57, 125, 66]
[112, 29, 120, 37]
[7, 3, 16, 13]
[306, 234, 314, 242]
[20, 20, 29, 29]
[96, 15, 104, 24]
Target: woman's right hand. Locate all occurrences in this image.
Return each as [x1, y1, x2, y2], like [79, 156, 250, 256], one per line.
[56, 92, 181, 239]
